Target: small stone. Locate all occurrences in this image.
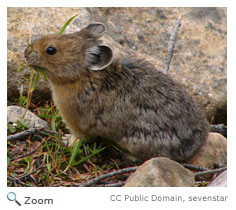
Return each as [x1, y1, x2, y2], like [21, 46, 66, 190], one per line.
[124, 157, 195, 187]
[207, 171, 227, 187]
[7, 105, 50, 129]
[187, 132, 227, 169]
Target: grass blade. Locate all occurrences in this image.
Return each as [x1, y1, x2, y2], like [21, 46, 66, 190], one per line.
[31, 72, 40, 91]
[40, 69, 47, 80]
[70, 147, 105, 167]
[51, 116, 57, 132]
[64, 140, 83, 172]
[58, 14, 78, 35]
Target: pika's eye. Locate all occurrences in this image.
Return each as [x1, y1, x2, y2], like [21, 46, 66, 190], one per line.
[46, 46, 57, 55]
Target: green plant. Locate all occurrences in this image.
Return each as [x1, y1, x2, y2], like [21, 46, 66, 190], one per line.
[64, 140, 105, 172]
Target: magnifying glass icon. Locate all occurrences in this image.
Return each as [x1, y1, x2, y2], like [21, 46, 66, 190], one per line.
[7, 192, 21, 206]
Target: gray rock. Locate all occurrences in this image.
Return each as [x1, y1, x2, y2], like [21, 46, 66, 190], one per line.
[7, 105, 50, 129]
[124, 157, 195, 187]
[7, 8, 226, 124]
[187, 132, 227, 169]
[207, 171, 227, 187]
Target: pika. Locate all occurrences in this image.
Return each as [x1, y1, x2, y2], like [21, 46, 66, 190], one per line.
[24, 22, 209, 162]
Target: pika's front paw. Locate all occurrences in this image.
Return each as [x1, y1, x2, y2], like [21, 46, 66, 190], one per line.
[125, 154, 139, 162]
[62, 134, 79, 146]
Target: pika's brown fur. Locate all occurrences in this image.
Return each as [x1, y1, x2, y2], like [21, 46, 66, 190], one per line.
[25, 22, 209, 162]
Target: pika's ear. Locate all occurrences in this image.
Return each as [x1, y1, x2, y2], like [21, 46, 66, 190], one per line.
[84, 22, 106, 38]
[85, 44, 113, 71]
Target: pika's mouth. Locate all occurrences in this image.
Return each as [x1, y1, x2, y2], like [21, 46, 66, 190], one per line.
[30, 65, 47, 72]
[24, 47, 45, 71]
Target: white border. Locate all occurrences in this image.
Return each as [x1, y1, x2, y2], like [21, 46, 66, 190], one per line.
[2, 0, 235, 209]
